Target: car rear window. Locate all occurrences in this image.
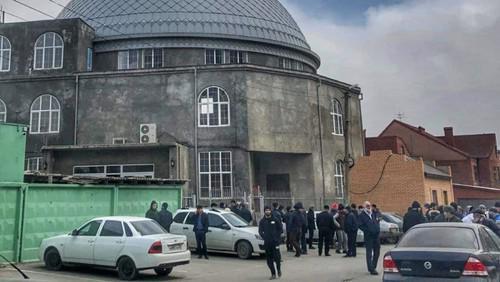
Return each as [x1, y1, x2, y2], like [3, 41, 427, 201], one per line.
[398, 227, 479, 249]
[130, 220, 166, 236]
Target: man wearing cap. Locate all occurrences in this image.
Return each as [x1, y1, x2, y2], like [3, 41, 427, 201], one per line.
[472, 209, 500, 237]
[259, 206, 283, 280]
[358, 201, 381, 275]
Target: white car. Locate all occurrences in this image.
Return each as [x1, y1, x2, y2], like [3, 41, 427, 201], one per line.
[170, 208, 265, 259]
[39, 216, 190, 280]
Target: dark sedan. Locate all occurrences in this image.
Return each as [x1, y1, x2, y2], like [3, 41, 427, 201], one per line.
[383, 223, 500, 281]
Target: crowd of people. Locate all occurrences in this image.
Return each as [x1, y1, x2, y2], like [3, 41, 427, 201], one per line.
[402, 201, 500, 236]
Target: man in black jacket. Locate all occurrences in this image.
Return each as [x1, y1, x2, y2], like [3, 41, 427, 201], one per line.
[240, 204, 253, 224]
[358, 201, 380, 275]
[344, 206, 358, 258]
[316, 205, 334, 256]
[300, 207, 308, 254]
[259, 206, 283, 280]
[473, 209, 500, 236]
[288, 202, 305, 257]
[433, 206, 462, 222]
[403, 201, 427, 233]
[307, 207, 316, 250]
[192, 205, 209, 259]
[158, 202, 173, 232]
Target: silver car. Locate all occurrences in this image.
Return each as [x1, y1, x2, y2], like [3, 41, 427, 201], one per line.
[170, 209, 265, 259]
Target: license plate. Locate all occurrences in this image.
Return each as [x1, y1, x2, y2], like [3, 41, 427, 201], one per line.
[169, 244, 183, 251]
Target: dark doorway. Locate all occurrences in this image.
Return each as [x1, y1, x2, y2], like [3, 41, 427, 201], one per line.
[266, 174, 291, 197]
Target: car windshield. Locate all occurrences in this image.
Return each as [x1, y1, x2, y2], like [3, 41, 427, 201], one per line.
[398, 227, 479, 249]
[222, 213, 249, 227]
[130, 220, 167, 236]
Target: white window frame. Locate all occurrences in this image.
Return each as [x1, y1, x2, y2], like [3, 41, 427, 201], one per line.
[26, 157, 43, 172]
[33, 32, 64, 70]
[73, 164, 155, 178]
[331, 99, 344, 136]
[30, 94, 61, 134]
[199, 151, 233, 199]
[229, 50, 248, 64]
[335, 160, 345, 199]
[0, 98, 6, 122]
[86, 48, 93, 71]
[142, 48, 164, 69]
[198, 86, 230, 127]
[280, 57, 292, 69]
[0, 35, 11, 72]
[205, 49, 225, 65]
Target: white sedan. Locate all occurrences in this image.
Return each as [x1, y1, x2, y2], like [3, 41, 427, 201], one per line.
[39, 216, 190, 280]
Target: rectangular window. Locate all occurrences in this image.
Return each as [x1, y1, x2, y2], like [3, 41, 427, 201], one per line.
[128, 50, 139, 69]
[443, 191, 449, 205]
[432, 190, 438, 205]
[26, 157, 43, 172]
[206, 49, 224, 64]
[73, 164, 154, 178]
[118, 51, 129, 70]
[199, 152, 232, 199]
[143, 48, 163, 69]
[86, 48, 93, 71]
[280, 57, 292, 69]
[229, 50, 247, 64]
[335, 161, 345, 199]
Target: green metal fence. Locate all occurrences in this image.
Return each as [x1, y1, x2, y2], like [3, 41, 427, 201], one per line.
[0, 183, 182, 263]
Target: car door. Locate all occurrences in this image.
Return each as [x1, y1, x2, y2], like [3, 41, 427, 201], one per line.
[206, 213, 233, 250]
[63, 220, 102, 264]
[93, 220, 126, 266]
[170, 212, 188, 235]
[183, 212, 197, 248]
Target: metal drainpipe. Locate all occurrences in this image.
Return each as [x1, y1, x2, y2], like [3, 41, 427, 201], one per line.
[193, 67, 199, 202]
[74, 74, 79, 145]
[316, 78, 326, 206]
[344, 88, 352, 205]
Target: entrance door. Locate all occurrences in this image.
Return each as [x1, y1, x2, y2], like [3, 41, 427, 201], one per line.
[266, 174, 291, 197]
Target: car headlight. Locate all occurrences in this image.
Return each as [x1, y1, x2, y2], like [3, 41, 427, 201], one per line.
[255, 234, 263, 240]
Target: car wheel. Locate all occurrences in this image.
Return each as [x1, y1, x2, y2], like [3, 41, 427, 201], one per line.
[44, 248, 63, 271]
[117, 257, 138, 281]
[236, 241, 253, 259]
[154, 267, 173, 276]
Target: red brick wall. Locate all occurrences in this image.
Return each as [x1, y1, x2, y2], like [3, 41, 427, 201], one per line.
[436, 159, 475, 185]
[454, 184, 500, 201]
[365, 136, 408, 156]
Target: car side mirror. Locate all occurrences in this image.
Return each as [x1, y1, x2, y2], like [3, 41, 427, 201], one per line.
[71, 229, 78, 236]
[221, 223, 230, 230]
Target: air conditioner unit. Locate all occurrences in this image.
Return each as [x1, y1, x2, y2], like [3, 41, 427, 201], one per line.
[140, 124, 157, 144]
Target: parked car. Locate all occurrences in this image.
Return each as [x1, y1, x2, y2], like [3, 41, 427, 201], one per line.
[170, 208, 265, 259]
[379, 216, 402, 244]
[381, 212, 403, 230]
[39, 216, 190, 281]
[383, 223, 500, 281]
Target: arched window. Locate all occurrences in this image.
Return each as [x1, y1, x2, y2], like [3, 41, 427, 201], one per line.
[335, 160, 345, 199]
[331, 99, 344, 135]
[34, 32, 64, 70]
[30, 95, 60, 134]
[198, 86, 230, 127]
[0, 36, 11, 72]
[0, 99, 6, 122]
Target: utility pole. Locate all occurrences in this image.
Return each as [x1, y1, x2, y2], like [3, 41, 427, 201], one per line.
[343, 84, 358, 205]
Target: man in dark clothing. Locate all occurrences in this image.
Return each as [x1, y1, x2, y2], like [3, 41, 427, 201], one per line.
[210, 203, 218, 209]
[344, 206, 358, 258]
[239, 204, 253, 223]
[316, 205, 334, 256]
[358, 201, 381, 275]
[426, 202, 440, 222]
[158, 202, 173, 232]
[272, 202, 283, 223]
[145, 201, 160, 223]
[259, 206, 283, 280]
[192, 205, 209, 259]
[403, 201, 427, 233]
[300, 207, 308, 254]
[473, 209, 500, 236]
[283, 206, 293, 252]
[288, 202, 305, 257]
[450, 202, 463, 219]
[307, 207, 316, 249]
[434, 206, 462, 223]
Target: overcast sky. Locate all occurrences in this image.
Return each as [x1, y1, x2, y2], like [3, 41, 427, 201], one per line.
[2, 0, 500, 139]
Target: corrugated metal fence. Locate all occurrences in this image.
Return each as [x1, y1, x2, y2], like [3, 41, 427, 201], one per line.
[0, 183, 182, 263]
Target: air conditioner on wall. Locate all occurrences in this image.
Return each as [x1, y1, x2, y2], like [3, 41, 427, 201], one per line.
[140, 124, 157, 144]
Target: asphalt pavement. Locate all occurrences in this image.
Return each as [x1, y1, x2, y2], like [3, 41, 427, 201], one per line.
[0, 245, 392, 282]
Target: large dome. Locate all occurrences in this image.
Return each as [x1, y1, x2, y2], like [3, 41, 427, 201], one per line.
[58, 0, 312, 53]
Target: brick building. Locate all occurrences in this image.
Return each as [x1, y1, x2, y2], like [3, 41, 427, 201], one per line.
[350, 150, 454, 215]
[369, 120, 500, 206]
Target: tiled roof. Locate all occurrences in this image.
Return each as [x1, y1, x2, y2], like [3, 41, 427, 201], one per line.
[58, 0, 312, 52]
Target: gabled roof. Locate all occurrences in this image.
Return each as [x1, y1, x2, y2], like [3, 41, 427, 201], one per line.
[379, 120, 470, 158]
[437, 134, 497, 158]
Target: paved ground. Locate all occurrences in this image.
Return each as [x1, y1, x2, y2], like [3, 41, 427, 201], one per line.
[0, 245, 393, 282]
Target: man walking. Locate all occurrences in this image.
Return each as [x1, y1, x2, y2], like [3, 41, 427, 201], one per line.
[259, 207, 283, 280]
[192, 205, 209, 259]
[158, 202, 173, 232]
[316, 205, 334, 256]
[344, 206, 358, 257]
[358, 201, 381, 275]
[283, 206, 293, 252]
[307, 207, 316, 250]
[289, 202, 305, 257]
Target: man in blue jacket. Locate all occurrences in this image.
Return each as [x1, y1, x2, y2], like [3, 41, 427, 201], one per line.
[358, 201, 380, 275]
[192, 205, 209, 259]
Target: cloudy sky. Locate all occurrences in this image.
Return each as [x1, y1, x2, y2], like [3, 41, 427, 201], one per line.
[2, 0, 500, 139]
